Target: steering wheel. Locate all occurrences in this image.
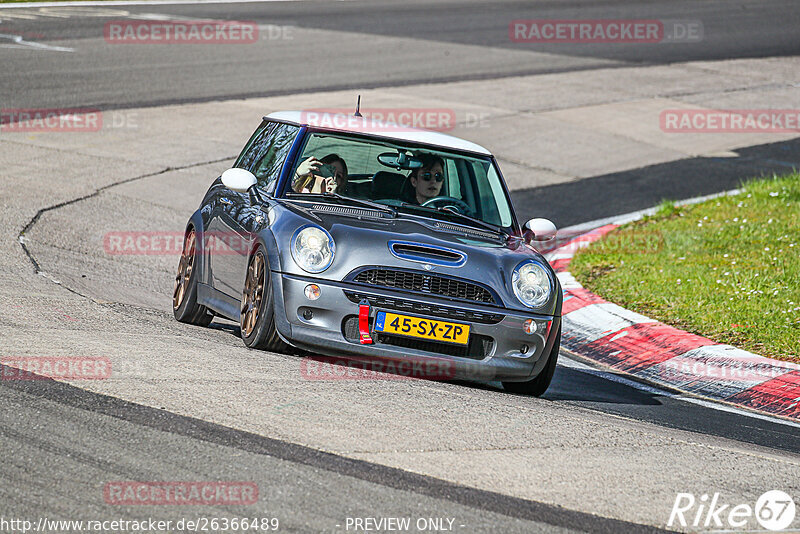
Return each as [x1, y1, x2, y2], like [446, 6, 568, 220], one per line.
[421, 196, 475, 217]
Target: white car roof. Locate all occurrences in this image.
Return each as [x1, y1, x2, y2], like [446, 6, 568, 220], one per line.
[266, 110, 491, 156]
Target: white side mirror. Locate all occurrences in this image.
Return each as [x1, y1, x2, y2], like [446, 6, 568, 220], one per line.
[524, 218, 557, 242]
[221, 168, 257, 193]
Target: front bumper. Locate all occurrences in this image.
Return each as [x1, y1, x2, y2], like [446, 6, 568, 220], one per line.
[271, 272, 561, 382]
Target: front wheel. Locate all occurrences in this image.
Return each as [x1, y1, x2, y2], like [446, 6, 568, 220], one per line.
[502, 326, 560, 396]
[240, 247, 289, 352]
[173, 227, 213, 326]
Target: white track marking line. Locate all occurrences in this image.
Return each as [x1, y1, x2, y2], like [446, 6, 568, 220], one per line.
[0, 33, 73, 51]
[0, 0, 321, 9]
[558, 354, 800, 429]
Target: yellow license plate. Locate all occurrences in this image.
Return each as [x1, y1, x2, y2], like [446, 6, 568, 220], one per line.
[374, 311, 470, 345]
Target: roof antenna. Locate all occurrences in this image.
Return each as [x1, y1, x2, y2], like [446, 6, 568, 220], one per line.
[354, 95, 362, 117]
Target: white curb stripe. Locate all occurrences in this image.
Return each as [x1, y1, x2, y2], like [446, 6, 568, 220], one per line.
[556, 272, 581, 290]
[544, 252, 574, 262]
[562, 303, 656, 345]
[639, 344, 799, 397]
[549, 188, 799, 420]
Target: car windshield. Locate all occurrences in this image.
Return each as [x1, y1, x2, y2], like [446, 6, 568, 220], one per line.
[285, 132, 514, 229]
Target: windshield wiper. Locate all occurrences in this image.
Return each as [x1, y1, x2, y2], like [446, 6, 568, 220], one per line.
[285, 192, 397, 217]
[399, 203, 507, 237]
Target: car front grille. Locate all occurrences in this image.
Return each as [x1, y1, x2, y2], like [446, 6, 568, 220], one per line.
[342, 316, 494, 360]
[351, 268, 497, 305]
[343, 291, 504, 324]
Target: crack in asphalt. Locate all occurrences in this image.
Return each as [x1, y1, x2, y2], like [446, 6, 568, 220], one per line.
[16, 155, 235, 293]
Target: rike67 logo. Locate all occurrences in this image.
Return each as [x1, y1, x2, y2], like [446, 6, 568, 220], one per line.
[669, 490, 796, 531]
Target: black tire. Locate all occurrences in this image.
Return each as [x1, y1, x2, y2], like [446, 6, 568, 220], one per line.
[173, 227, 213, 326]
[502, 326, 561, 396]
[240, 247, 288, 352]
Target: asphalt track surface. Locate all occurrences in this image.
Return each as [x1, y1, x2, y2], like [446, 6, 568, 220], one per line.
[1, 1, 800, 532]
[2, 0, 800, 226]
[2, 0, 800, 110]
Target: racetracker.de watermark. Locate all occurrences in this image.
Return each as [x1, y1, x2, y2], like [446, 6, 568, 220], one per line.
[103, 231, 255, 256]
[542, 229, 665, 255]
[104, 482, 258, 506]
[661, 109, 800, 133]
[1, 357, 111, 380]
[104, 20, 260, 44]
[300, 108, 481, 132]
[509, 19, 702, 43]
[1, 108, 100, 132]
[0, 109, 138, 132]
[300, 356, 456, 381]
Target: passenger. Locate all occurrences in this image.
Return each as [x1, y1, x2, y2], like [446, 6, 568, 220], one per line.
[404, 154, 445, 204]
[292, 154, 348, 194]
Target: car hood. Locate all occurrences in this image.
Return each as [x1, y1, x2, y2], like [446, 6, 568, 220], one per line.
[268, 202, 559, 315]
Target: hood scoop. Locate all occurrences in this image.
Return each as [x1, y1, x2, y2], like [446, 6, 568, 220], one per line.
[389, 241, 467, 267]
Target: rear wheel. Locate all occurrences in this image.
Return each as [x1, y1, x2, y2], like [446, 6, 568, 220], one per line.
[240, 248, 288, 351]
[173, 228, 213, 326]
[502, 326, 561, 396]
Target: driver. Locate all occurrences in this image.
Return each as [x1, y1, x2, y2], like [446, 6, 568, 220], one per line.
[404, 153, 445, 204]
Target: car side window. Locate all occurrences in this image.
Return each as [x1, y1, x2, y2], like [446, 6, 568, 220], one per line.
[236, 122, 299, 194]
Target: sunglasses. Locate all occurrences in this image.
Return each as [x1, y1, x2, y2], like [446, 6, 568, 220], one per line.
[419, 171, 444, 183]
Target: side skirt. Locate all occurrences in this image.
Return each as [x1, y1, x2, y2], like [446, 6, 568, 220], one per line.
[198, 283, 241, 322]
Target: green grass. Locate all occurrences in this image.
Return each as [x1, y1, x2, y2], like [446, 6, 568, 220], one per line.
[570, 173, 800, 363]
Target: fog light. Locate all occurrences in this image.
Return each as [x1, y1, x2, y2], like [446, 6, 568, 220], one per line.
[304, 284, 321, 300]
[523, 319, 536, 334]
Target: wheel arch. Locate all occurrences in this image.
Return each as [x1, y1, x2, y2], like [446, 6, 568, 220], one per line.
[250, 228, 294, 344]
[185, 209, 209, 285]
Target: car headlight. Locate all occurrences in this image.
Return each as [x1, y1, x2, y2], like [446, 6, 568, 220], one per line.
[512, 261, 551, 308]
[291, 226, 335, 273]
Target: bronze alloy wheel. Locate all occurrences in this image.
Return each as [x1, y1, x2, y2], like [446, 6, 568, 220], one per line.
[173, 229, 196, 311]
[241, 252, 266, 337]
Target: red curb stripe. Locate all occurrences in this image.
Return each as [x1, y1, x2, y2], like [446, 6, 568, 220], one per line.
[547, 224, 620, 272]
[562, 288, 608, 314]
[582, 322, 713, 374]
[725, 371, 800, 419]
[555, 224, 620, 255]
[638, 345, 795, 400]
[551, 258, 572, 272]
[550, 223, 800, 421]
[578, 223, 619, 239]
